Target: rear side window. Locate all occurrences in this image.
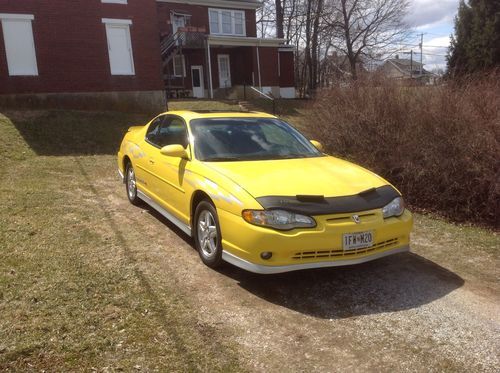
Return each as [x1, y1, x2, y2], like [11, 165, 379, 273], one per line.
[145, 115, 165, 145]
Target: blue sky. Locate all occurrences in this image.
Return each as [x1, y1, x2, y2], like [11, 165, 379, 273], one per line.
[404, 0, 460, 71]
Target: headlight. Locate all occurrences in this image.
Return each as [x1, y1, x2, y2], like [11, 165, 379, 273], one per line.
[242, 209, 316, 230]
[382, 197, 405, 218]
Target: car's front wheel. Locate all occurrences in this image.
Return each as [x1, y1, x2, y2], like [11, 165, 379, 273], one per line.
[194, 201, 223, 268]
[125, 162, 141, 206]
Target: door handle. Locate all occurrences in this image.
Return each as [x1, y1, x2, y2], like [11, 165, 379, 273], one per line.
[149, 159, 155, 165]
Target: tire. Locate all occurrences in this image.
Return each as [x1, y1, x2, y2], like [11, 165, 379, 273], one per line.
[194, 200, 223, 268]
[125, 162, 141, 206]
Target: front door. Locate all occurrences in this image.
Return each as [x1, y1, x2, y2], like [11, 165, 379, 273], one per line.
[217, 54, 231, 88]
[172, 14, 186, 34]
[191, 65, 204, 98]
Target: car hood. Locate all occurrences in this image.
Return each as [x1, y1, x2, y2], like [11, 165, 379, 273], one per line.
[204, 156, 389, 198]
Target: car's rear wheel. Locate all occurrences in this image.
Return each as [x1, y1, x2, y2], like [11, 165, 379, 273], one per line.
[194, 201, 223, 268]
[125, 163, 141, 206]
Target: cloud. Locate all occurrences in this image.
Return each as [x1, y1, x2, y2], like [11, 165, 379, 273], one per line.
[405, 0, 459, 29]
[422, 36, 452, 72]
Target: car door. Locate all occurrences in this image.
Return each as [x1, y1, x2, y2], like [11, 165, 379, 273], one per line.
[133, 115, 165, 197]
[149, 115, 191, 223]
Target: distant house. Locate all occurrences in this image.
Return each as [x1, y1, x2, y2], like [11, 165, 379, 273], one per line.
[379, 56, 437, 85]
[0, 0, 295, 111]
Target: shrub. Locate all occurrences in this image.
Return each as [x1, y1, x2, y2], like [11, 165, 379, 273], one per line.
[308, 73, 500, 226]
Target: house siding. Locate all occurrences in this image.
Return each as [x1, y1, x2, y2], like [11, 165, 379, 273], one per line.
[279, 51, 294, 87]
[0, 0, 164, 95]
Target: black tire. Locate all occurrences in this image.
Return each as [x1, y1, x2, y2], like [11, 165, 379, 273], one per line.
[125, 162, 141, 206]
[193, 200, 223, 268]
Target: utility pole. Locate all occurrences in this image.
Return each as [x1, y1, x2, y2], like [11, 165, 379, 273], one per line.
[410, 50, 413, 79]
[419, 33, 423, 76]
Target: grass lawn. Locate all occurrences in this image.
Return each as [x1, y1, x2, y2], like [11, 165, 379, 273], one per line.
[0, 107, 242, 371]
[0, 101, 498, 371]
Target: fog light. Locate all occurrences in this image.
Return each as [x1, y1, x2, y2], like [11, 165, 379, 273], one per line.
[260, 252, 272, 260]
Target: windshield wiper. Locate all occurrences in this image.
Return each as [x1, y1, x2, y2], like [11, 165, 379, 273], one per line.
[274, 154, 310, 159]
[202, 157, 241, 162]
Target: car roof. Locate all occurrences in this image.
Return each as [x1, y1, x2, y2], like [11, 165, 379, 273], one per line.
[161, 110, 277, 122]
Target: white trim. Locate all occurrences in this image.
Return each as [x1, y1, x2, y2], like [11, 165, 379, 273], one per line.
[102, 18, 133, 25]
[137, 190, 192, 236]
[208, 8, 246, 36]
[222, 245, 411, 274]
[156, 0, 262, 10]
[0, 13, 34, 20]
[102, 0, 128, 3]
[207, 35, 285, 47]
[256, 46, 261, 89]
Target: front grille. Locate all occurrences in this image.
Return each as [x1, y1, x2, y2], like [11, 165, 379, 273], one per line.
[291, 238, 399, 260]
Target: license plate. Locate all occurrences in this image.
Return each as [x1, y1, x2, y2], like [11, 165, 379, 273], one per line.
[343, 231, 374, 250]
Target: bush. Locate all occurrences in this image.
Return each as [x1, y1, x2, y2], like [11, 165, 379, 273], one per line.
[308, 73, 500, 226]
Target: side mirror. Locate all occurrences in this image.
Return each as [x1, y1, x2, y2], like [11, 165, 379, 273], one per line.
[160, 144, 189, 159]
[310, 140, 324, 152]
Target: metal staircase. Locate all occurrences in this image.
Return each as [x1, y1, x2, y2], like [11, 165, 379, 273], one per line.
[160, 30, 206, 72]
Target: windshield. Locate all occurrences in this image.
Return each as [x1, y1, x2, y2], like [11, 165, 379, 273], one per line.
[190, 118, 323, 162]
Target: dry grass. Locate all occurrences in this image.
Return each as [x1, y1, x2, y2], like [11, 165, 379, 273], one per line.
[0, 106, 498, 371]
[308, 74, 500, 226]
[0, 112, 242, 371]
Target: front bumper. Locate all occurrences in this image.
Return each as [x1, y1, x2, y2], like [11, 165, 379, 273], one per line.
[218, 208, 413, 274]
[222, 245, 410, 274]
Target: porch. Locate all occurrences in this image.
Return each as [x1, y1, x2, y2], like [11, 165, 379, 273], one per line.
[160, 29, 295, 99]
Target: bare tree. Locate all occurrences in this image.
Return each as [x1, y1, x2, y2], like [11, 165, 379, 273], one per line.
[325, 0, 410, 79]
[275, 0, 285, 39]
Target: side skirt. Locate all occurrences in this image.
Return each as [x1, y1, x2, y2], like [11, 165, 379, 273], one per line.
[137, 190, 192, 237]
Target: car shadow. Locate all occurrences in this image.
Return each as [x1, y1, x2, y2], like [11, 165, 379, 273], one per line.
[6, 110, 152, 156]
[140, 203, 464, 319]
[216, 252, 464, 319]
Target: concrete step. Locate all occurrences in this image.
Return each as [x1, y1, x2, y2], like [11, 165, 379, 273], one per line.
[238, 100, 260, 112]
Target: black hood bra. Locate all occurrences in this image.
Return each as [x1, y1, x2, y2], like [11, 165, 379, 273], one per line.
[256, 185, 401, 216]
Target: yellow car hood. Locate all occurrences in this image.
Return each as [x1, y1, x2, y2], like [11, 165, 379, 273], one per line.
[205, 156, 388, 198]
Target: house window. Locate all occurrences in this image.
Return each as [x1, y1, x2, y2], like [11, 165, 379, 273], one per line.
[102, 19, 135, 75]
[234, 12, 244, 35]
[209, 10, 219, 34]
[173, 55, 185, 77]
[208, 9, 246, 36]
[0, 14, 38, 76]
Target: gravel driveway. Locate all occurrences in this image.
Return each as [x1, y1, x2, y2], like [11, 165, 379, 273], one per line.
[96, 162, 499, 372]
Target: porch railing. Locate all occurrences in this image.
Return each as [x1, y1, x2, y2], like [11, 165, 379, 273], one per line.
[160, 29, 206, 57]
[247, 86, 276, 115]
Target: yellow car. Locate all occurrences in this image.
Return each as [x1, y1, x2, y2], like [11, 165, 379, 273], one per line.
[117, 110, 412, 274]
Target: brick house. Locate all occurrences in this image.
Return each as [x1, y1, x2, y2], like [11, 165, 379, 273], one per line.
[0, 0, 295, 111]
